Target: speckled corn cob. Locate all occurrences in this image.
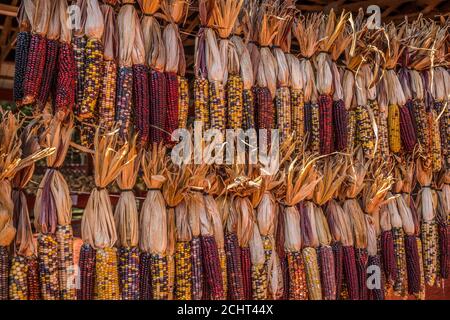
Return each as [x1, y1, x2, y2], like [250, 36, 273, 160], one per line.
[0, 246, 8, 300]
[168, 254, 175, 300]
[14, 31, 31, 105]
[73, 36, 87, 115]
[434, 101, 450, 169]
[243, 88, 255, 130]
[356, 104, 375, 158]
[178, 76, 189, 129]
[291, 89, 304, 143]
[333, 100, 348, 152]
[9, 256, 28, 300]
[310, 104, 320, 153]
[287, 251, 308, 300]
[347, 109, 357, 152]
[98, 60, 117, 130]
[373, 102, 390, 161]
[219, 247, 228, 298]
[175, 241, 192, 300]
[225, 233, 244, 300]
[56, 225, 76, 300]
[332, 242, 344, 300]
[276, 87, 291, 141]
[38, 234, 60, 300]
[355, 248, 368, 300]
[118, 247, 140, 300]
[115, 66, 133, 140]
[37, 39, 59, 108]
[139, 252, 152, 300]
[388, 104, 401, 153]
[251, 263, 267, 300]
[429, 111, 442, 172]
[319, 245, 337, 300]
[399, 101, 417, 153]
[150, 254, 169, 300]
[392, 227, 407, 296]
[165, 72, 179, 140]
[201, 235, 225, 300]
[412, 100, 430, 159]
[194, 78, 210, 128]
[302, 247, 322, 300]
[318, 95, 334, 154]
[95, 247, 120, 300]
[367, 255, 384, 300]
[416, 237, 426, 300]
[405, 234, 421, 296]
[23, 34, 47, 105]
[227, 75, 244, 130]
[78, 243, 95, 300]
[210, 80, 226, 130]
[421, 220, 438, 287]
[27, 257, 40, 300]
[191, 237, 204, 300]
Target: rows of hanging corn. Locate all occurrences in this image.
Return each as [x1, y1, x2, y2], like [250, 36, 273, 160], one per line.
[2, 0, 449, 300]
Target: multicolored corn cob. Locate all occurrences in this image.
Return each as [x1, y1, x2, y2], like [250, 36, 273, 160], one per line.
[14, 32, 31, 105]
[139, 252, 152, 300]
[318, 95, 334, 154]
[95, 247, 120, 300]
[115, 66, 133, 139]
[55, 42, 77, 114]
[225, 233, 244, 300]
[9, 256, 29, 300]
[56, 225, 76, 300]
[302, 247, 322, 300]
[80, 38, 103, 119]
[118, 247, 140, 300]
[78, 243, 96, 300]
[0, 246, 8, 300]
[150, 254, 169, 300]
[381, 230, 397, 285]
[175, 241, 192, 300]
[98, 60, 117, 130]
[227, 75, 244, 130]
[405, 234, 421, 295]
[286, 251, 308, 300]
[73, 35, 87, 114]
[332, 242, 344, 299]
[210, 81, 227, 130]
[23, 34, 47, 105]
[319, 245, 337, 300]
[276, 87, 291, 141]
[421, 221, 438, 286]
[355, 248, 368, 300]
[27, 257, 40, 300]
[332, 100, 348, 152]
[37, 234, 60, 300]
[291, 88, 304, 142]
[342, 245, 359, 300]
[356, 104, 375, 158]
[201, 235, 225, 300]
[392, 227, 407, 296]
[243, 88, 255, 130]
[399, 101, 417, 153]
[133, 64, 150, 145]
[191, 236, 204, 300]
[178, 76, 189, 129]
[367, 255, 384, 300]
[165, 72, 179, 139]
[194, 78, 210, 129]
[310, 103, 320, 153]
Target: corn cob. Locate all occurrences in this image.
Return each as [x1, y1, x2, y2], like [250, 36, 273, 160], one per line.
[240, 247, 252, 300]
[9, 256, 28, 300]
[367, 255, 384, 300]
[405, 234, 421, 295]
[392, 227, 407, 296]
[332, 242, 343, 299]
[310, 103, 320, 153]
[276, 206, 290, 300]
[178, 76, 189, 129]
[438, 221, 448, 280]
[98, 60, 117, 130]
[23, 34, 47, 105]
[227, 74, 244, 130]
[95, 247, 120, 300]
[219, 246, 227, 298]
[318, 245, 336, 300]
[80, 38, 103, 119]
[37, 234, 60, 300]
[14, 31, 31, 105]
[210, 81, 227, 130]
[388, 104, 401, 153]
[201, 235, 225, 300]
[291, 88, 304, 142]
[318, 95, 334, 154]
[139, 252, 152, 300]
[165, 72, 179, 139]
[175, 241, 192, 300]
[133, 64, 151, 145]
[191, 236, 204, 300]
[342, 245, 359, 300]
[412, 100, 430, 159]
[304, 102, 312, 147]
[115, 66, 133, 139]
[251, 262, 267, 300]
[194, 78, 210, 129]
[224, 233, 244, 300]
[150, 70, 168, 144]
[243, 88, 255, 130]
[347, 109, 357, 151]
[356, 104, 375, 158]
[0, 246, 7, 300]
[434, 101, 450, 169]
[399, 101, 417, 153]
[118, 247, 140, 300]
[302, 247, 322, 300]
[55, 42, 77, 114]
[429, 111, 441, 172]
[416, 237, 426, 300]
[332, 100, 348, 152]
[355, 248, 368, 300]
[56, 225, 76, 300]
[276, 86, 291, 141]
[150, 253, 169, 300]
[262, 236, 273, 299]
[381, 230, 397, 285]
[78, 243, 96, 300]
[37, 38, 59, 109]
[27, 257, 40, 300]
[421, 220, 439, 286]
[73, 35, 87, 115]
[286, 251, 308, 300]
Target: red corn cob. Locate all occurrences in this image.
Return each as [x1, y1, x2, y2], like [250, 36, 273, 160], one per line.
[332, 99, 348, 152]
[139, 252, 152, 300]
[191, 237, 204, 300]
[276, 202, 289, 300]
[37, 38, 59, 108]
[399, 101, 417, 153]
[165, 72, 179, 142]
[201, 235, 225, 300]
[23, 34, 47, 105]
[14, 31, 31, 105]
[287, 251, 308, 300]
[255, 86, 274, 145]
[332, 242, 344, 299]
[318, 95, 334, 154]
[355, 248, 368, 300]
[149, 70, 168, 144]
[133, 64, 150, 146]
[27, 257, 41, 300]
[405, 234, 421, 294]
[368, 255, 384, 300]
[77, 243, 96, 300]
[225, 233, 244, 300]
[438, 222, 449, 279]
[55, 42, 76, 114]
[342, 245, 359, 300]
[115, 66, 133, 139]
[240, 247, 252, 300]
[381, 230, 397, 283]
[319, 245, 337, 300]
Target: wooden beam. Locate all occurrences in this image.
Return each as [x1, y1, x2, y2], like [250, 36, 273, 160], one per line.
[0, 4, 18, 17]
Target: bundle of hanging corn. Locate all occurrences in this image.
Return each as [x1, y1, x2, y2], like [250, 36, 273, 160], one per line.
[162, 0, 188, 139]
[80, 129, 130, 300]
[292, 13, 320, 153]
[163, 164, 189, 300]
[114, 138, 140, 300]
[34, 115, 75, 300]
[14, 0, 34, 107]
[313, 156, 347, 300]
[416, 158, 439, 287]
[115, 1, 136, 140]
[72, 0, 87, 117]
[139, 0, 166, 144]
[283, 154, 321, 300]
[54, 0, 76, 116]
[271, 1, 293, 142]
[314, 10, 349, 155]
[193, 0, 214, 130]
[140, 144, 169, 300]
[22, 0, 51, 107]
[0, 113, 52, 300]
[98, 1, 118, 130]
[78, 0, 104, 146]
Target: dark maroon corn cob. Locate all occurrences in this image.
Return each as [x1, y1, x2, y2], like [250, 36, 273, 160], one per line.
[276, 203, 289, 300]
[399, 100, 417, 153]
[0, 246, 8, 300]
[13, 31, 31, 104]
[367, 255, 384, 300]
[149, 70, 168, 144]
[23, 34, 47, 104]
[191, 237, 204, 300]
[404, 234, 421, 294]
[139, 252, 152, 300]
[78, 243, 96, 300]
[355, 248, 368, 300]
[332, 241, 344, 299]
[37, 39, 59, 108]
[132, 64, 150, 146]
[201, 235, 225, 300]
[55, 42, 76, 114]
[119, 247, 140, 300]
[72, 36, 86, 115]
[243, 88, 255, 130]
[318, 245, 337, 300]
[255, 86, 274, 145]
[27, 257, 41, 300]
[165, 72, 179, 142]
[225, 233, 244, 300]
[115, 66, 133, 139]
[240, 247, 252, 300]
[332, 99, 348, 151]
[438, 222, 449, 279]
[342, 245, 359, 300]
[318, 95, 334, 154]
[304, 102, 313, 148]
[381, 230, 397, 283]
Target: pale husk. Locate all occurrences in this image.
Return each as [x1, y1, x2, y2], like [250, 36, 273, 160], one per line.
[205, 28, 223, 82]
[314, 204, 332, 246]
[231, 35, 254, 89]
[249, 221, 265, 265]
[117, 4, 135, 67]
[132, 12, 146, 65]
[379, 204, 392, 232]
[140, 0, 166, 71]
[365, 214, 378, 256]
[175, 200, 192, 242]
[326, 199, 354, 246]
[345, 198, 367, 249]
[416, 158, 435, 222]
[387, 192, 403, 229]
[46, 0, 60, 41]
[235, 196, 253, 248]
[59, 0, 72, 43]
[33, 0, 51, 35]
[301, 201, 319, 248]
[85, 0, 104, 40]
[286, 53, 303, 91]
